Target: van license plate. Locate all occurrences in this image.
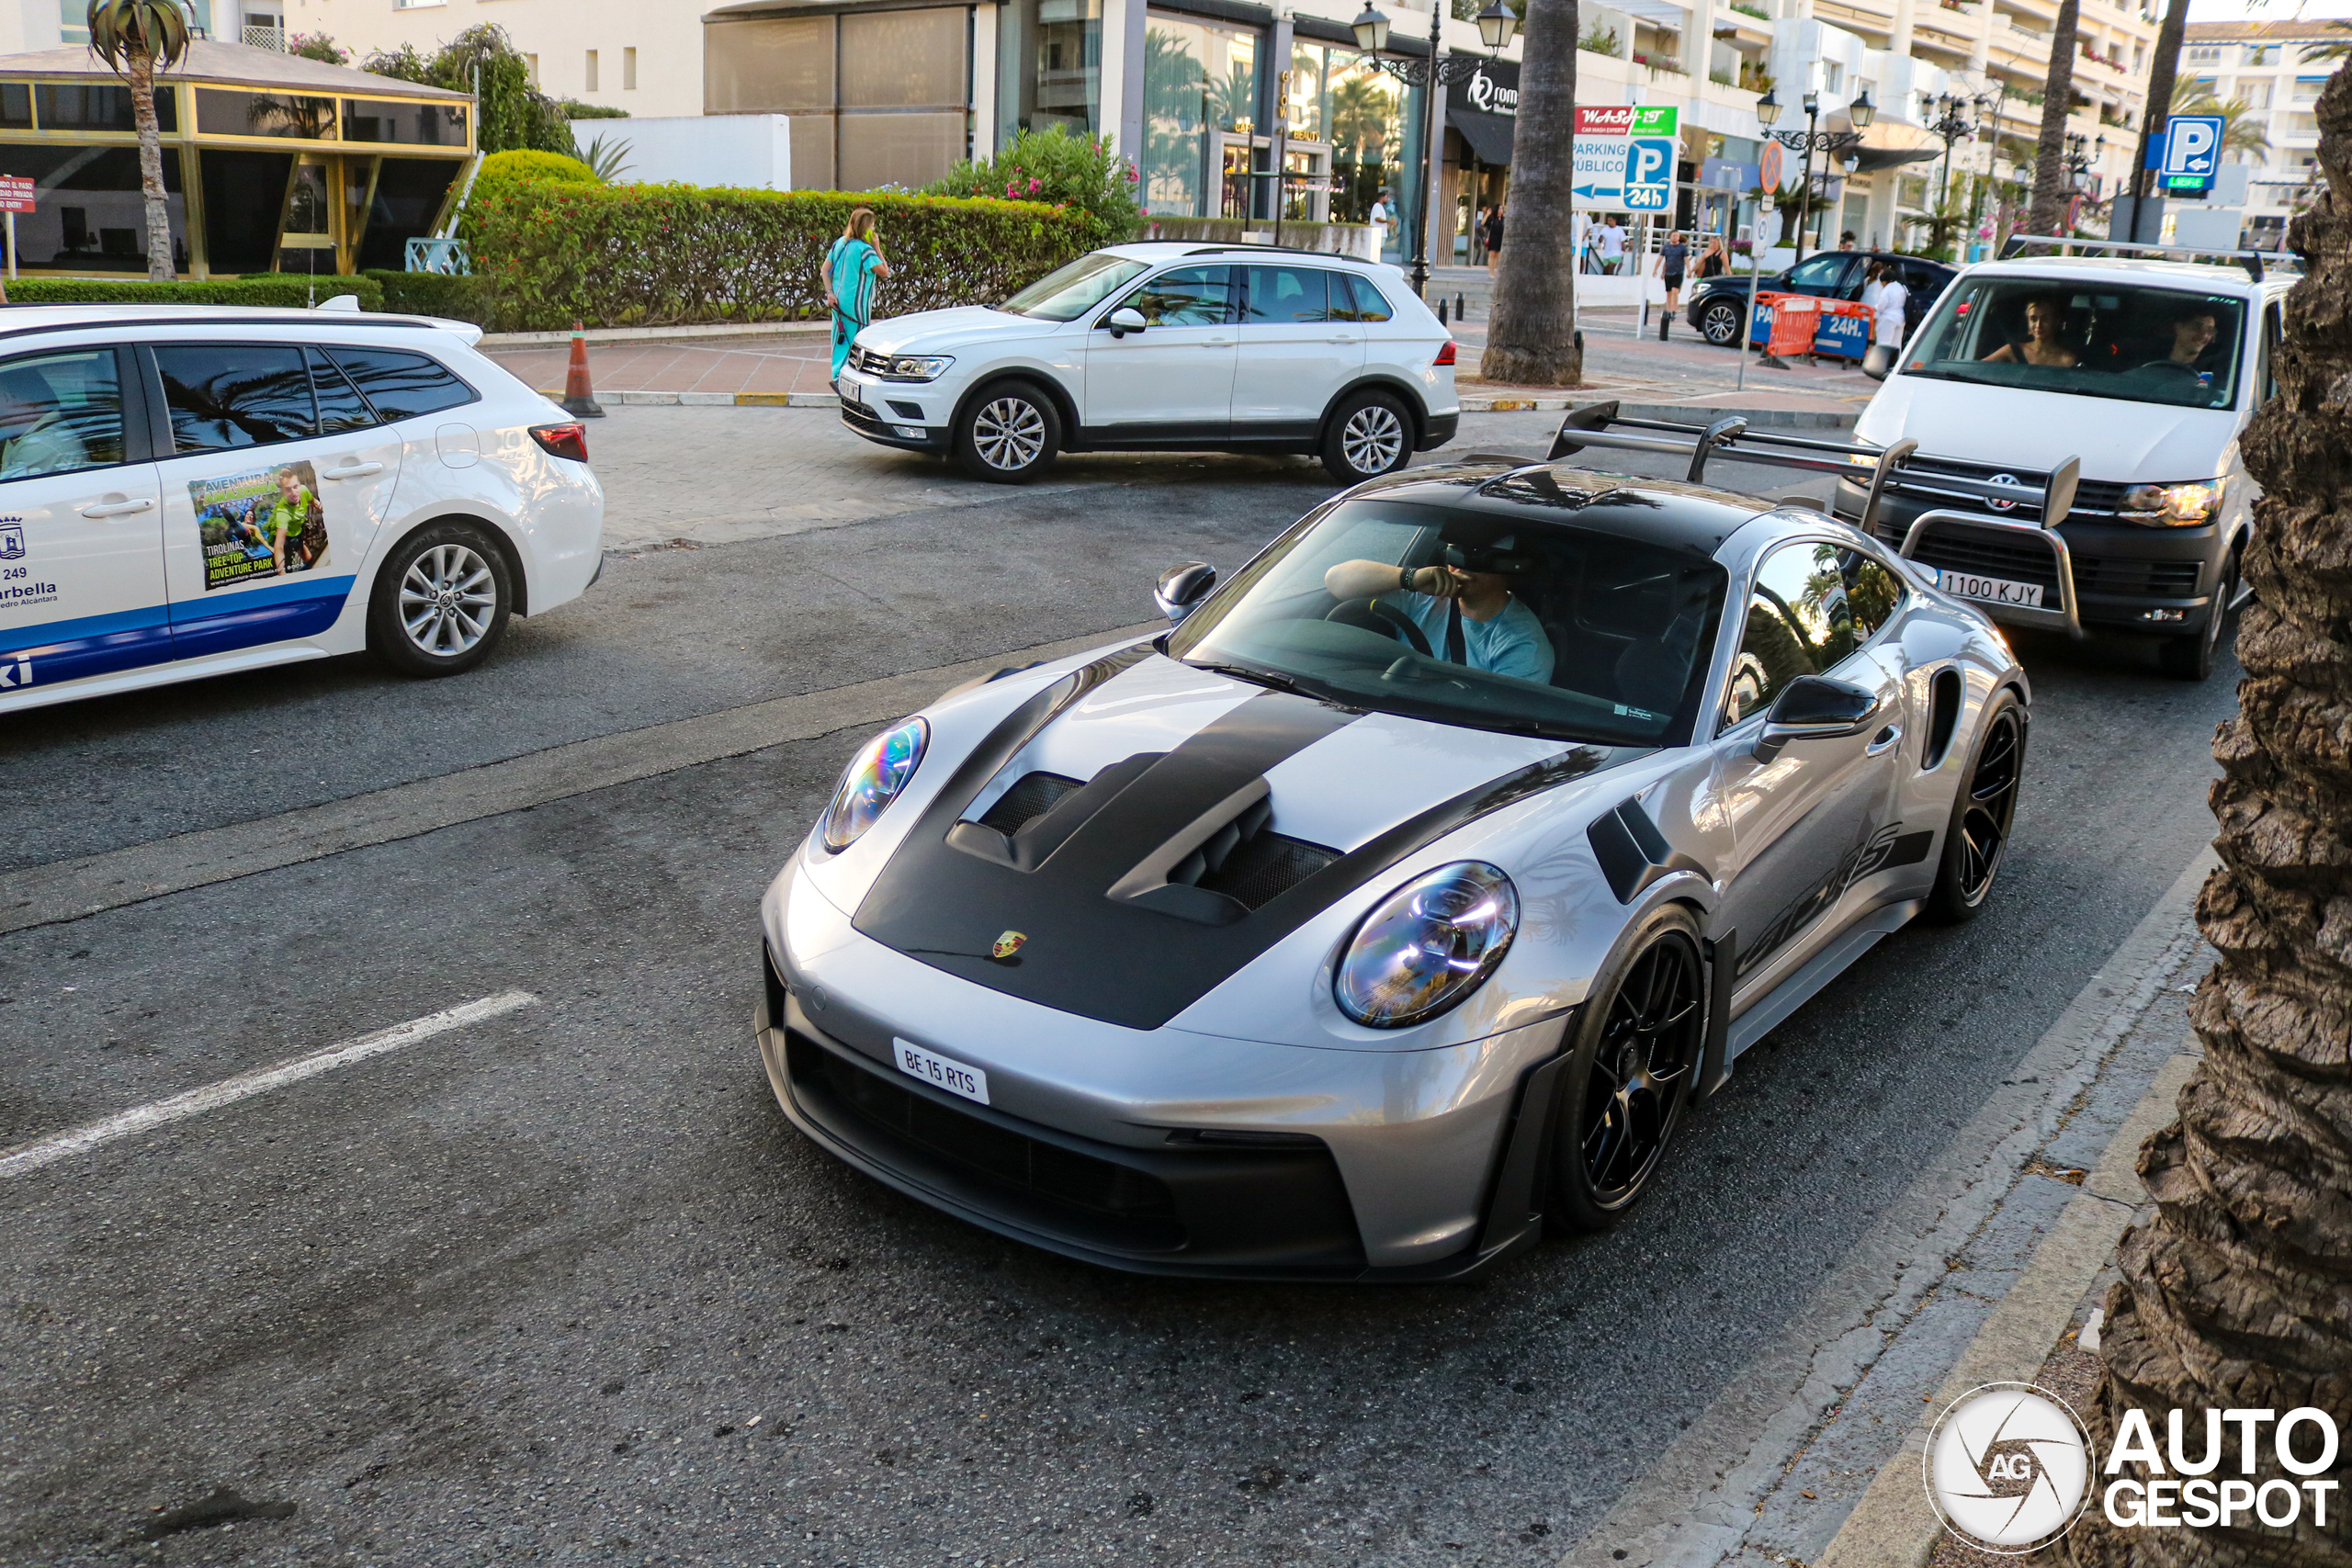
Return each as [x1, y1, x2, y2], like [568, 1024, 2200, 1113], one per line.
[1939, 570, 2044, 609]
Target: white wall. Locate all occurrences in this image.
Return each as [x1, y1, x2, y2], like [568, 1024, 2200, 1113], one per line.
[294, 0, 707, 118]
[570, 114, 791, 189]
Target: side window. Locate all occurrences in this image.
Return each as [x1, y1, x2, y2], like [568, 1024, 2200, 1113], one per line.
[308, 347, 377, 434]
[2259, 302, 2281, 403]
[153, 344, 314, 453]
[1346, 273, 1394, 322]
[322, 346, 477, 423]
[1723, 541, 1856, 728]
[1113, 265, 1235, 327]
[1841, 549, 1904, 642]
[0, 348, 124, 481]
[1243, 265, 1330, 323]
[1786, 254, 1851, 297]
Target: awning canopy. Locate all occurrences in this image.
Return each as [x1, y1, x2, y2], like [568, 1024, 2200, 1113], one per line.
[1449, 108, 1516, 166]
[1848, 145, 1942, 173]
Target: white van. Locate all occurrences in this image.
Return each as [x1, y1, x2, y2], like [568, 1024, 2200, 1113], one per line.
[1835, 243, 2288, 679]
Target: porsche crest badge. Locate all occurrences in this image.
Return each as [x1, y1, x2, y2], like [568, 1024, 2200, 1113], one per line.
[989, 930, 1028, 961]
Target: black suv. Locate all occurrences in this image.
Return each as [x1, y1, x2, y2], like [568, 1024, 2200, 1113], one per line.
[1684, 250, 1958, 348]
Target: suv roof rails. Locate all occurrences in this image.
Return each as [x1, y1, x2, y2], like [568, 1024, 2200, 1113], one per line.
[1997, 233, 2268, 284]
[1544, 400, 2084, 535]
[1178, 242, 1366, 259]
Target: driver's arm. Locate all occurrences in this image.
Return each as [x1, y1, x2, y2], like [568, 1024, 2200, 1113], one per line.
[1325, 559, 1462, 599]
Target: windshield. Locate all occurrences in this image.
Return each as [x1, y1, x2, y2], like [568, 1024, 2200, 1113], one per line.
[1000, 254, 1150, 321]
[1902, 278, 2245, 410]
[1167, 500, 1726, 747]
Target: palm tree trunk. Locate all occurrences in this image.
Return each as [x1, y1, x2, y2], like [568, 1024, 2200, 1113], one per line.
[2063, 62, 2352, 1568]
[129, 53, 173, 282]
[2027, 0, 2081, 236]
[1480, 0, 1578, 386]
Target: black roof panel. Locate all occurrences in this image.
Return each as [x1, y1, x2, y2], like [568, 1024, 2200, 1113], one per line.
[1342, 459, 1768, 556]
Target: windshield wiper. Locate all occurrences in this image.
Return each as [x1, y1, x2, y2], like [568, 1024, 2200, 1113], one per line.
[1183, 660, 1298, 694]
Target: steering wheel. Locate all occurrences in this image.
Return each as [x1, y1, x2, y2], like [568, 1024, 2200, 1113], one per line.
[1326, 595, 1433, 656]
[2136, 358, 2204, 378]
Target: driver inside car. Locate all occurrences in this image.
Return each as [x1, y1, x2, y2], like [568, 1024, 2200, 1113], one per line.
[2154, 302, 2221, 381]
[1323, 545, 1557, 682]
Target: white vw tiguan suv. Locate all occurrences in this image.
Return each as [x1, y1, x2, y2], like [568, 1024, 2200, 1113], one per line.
[835, 243, 1461, 485]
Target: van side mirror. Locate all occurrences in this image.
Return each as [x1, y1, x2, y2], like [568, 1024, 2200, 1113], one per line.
[1154, 560, 1216, 621]
[1106, 307, 1148, 337]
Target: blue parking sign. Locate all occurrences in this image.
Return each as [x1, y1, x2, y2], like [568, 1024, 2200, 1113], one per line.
[1624, 136, 1674, 210]
[2154, 115, 2223, 180]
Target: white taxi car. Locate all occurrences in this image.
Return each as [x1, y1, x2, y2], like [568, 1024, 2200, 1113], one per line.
[0, 304, 603, 715]
[837, 243, 1461, 485]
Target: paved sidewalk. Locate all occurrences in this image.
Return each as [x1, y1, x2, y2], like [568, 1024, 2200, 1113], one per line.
[485, 332, 840, 402]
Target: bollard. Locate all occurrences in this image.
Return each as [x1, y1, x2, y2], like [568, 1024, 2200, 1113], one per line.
[1456, 290, 1465, 319]
[561, 321, 605, 418]
[1437, 298, 1448, 325]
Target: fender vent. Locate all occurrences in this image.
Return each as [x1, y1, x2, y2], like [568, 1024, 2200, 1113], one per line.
[1923, 670, 1962, 771]
[977, 772, 1083, 835]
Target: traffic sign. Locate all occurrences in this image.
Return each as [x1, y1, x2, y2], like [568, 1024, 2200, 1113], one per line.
[2151, 115, 2222, 190]
[1758, 139, 1786, 191]
[0, 176, 33, 214]
[1624, 135, 1675, 209]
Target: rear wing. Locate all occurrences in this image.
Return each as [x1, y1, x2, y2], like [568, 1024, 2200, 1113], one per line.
[1997, 233, 2268, 284]
[1544, 400, 2082, 535]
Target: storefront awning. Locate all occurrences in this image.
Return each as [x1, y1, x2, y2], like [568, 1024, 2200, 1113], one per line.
[1449, 108, 1516, 166]
[1848, 145, 1942, 173]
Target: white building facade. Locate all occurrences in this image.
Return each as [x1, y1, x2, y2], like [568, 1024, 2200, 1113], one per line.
[2178, 18, 2332, 251]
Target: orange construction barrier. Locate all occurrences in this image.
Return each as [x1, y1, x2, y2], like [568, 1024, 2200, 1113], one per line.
[561, 321, 605, 418]
[1761, 294, 1818, 366]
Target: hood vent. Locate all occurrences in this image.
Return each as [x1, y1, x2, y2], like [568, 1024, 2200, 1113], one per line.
[1112, 790, 1340, 926]
[977, 772, 1083, 836]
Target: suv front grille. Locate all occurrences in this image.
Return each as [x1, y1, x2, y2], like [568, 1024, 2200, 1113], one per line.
[851, 345, 893, 376]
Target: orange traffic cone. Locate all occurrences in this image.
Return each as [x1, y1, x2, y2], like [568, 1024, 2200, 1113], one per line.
[561, 321, 605, 418]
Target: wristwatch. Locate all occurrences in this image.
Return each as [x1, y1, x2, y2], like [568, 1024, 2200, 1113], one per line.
[1399, 564, 1416, 592]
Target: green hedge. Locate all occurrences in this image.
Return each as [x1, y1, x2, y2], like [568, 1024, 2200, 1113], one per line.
[364, 269, 487, 321]
[456, 185, 1098, 332]
[3, 273, 386, 310]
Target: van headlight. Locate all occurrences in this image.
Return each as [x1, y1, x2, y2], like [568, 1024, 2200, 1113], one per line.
[1334, 863, 1519, 1028]
[2120, 478, 2223, 526]
[820, 718, 928, 852]
[880, 355, 955, 382]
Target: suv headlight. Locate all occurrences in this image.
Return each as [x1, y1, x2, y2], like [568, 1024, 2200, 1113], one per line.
[880, 355, 955, 382]
[2120, 478, 2223, 526]
[820, 717, 928, 852]
[1334, 862, 1519, 1028]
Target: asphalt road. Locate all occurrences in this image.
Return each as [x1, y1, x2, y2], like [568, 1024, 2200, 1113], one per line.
[0, 411, 2240, 1567]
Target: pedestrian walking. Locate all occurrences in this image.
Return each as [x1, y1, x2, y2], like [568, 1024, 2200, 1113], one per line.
[1698, 234, 1728, 278]
[1657, 229, 1688, 339]
[1482, 201, 1505, 277]
[1863, 259, 1907, 376]
[824, 208, 893, 383]
[1598, 215, 1625, 276]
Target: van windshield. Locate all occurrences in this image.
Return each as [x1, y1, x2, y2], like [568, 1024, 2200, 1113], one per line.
[1901, 279, 2245, 411]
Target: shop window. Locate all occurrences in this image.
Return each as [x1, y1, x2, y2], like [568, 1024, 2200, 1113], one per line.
[355, 157, 459, 273]
[38, 84, 177, 133]
[1143, 12, 1259, 216]
[11, 144, 186, 273]
[199, 150, 292, 274]
[198, 90, 334, 138]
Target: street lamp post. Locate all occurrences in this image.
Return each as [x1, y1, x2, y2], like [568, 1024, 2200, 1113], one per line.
[1756, 85, 1871, 265]
[1352, 0, 1517, 299]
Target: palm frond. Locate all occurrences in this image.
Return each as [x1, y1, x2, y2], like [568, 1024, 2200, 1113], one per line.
[85, 0, 191, 74]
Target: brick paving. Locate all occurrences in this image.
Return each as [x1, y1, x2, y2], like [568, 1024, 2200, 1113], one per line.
[486, 333, 837, 400]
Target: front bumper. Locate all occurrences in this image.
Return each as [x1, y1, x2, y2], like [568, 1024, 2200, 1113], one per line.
[1839, 481, 2229, 637]
[756, 863, 1571, 1280]
[840, 397, 950, 454]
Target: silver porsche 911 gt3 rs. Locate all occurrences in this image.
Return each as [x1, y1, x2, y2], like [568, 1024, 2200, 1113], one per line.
[755, 411, 2030, 1281]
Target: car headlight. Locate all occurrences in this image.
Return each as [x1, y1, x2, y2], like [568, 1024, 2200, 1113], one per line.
[820, 717, 928, 852]
[1334, 862, 1519, 1028]
[2120, 478, 2223, 526]
[881, 355, 955, 382]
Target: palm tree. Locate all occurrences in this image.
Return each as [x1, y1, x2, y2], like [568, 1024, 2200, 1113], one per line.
[2169, 82, 2272, 159]
[87, 0, 187, 282]
[2061, 58, 2352, 1568]
[2301, 18, 2350, 62]
[2025, 0, 2081, 236]
[1482, 0, 1577, 385]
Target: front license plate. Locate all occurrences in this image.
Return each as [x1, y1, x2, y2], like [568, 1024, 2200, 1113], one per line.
[839, 381, 865, 410]
[1939, 570, 2045, 609]
[893, 1038, 989, 1105]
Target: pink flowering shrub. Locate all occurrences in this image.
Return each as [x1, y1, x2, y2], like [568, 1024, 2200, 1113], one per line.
[924, 127, 1143, 247]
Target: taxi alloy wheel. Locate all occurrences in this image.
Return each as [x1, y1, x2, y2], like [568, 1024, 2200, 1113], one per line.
[368, 521, 514, 678]
[956, 380, 1061, 483]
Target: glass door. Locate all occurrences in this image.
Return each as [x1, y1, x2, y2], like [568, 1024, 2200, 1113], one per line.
[277, 156, 334, 278]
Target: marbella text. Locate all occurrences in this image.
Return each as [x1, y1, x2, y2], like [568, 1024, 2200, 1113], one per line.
[2100, 1407, 2339, 1529]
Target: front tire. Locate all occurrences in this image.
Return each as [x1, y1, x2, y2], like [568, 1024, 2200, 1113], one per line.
[1924, 690, 2025, 924]
[368, 520, 513, 678]
[1546, 905, 1706, 1232]
[2157, 554, 2237, 682]
[1700, 299, 1743, 346]
[1321, 389, 1414, 484]
[955, 380, 1062, 482]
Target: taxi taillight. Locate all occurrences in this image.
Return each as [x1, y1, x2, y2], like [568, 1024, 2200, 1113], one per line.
[530, 423, 590, 463]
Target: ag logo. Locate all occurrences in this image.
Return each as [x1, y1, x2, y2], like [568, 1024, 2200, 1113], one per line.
[988, 930, 1028, 962]
[1925, 1382, 2093, 1552]
[1985, 473, 2023, 512]
[0, 520, 22, 560]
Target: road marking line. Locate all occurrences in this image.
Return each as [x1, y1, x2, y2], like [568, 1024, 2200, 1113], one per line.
[0, 990, 537, 1179]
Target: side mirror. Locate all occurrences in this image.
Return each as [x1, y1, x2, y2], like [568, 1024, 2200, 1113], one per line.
[1154, 560, 1216, 622]
[1754, 674, 1879, 761]
[1106, 307, 1148, 337]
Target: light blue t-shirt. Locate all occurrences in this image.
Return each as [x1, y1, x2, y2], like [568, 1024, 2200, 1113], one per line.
[1396, 592, 1555, 682]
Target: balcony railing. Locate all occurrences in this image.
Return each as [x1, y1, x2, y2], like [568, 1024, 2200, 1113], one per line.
[243, 25, 287, 51]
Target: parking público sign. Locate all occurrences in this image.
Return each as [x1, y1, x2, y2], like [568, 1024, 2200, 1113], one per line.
[1572, 106, 1679, 210]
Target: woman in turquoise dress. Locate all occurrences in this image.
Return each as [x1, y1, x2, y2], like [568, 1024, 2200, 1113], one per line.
[824, 208, 892, 382]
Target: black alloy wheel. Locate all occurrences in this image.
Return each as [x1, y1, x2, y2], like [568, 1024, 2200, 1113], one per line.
[1700, 299, 1744, 347]
[1926, 692, 2025, 923]
[2158, 554, 2238, 682]
[1548, 907, 1706, 1231]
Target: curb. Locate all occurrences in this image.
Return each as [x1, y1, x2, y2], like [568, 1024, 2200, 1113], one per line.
[1813, 1044, 2202, 1568]
[537, 389, 840, 407]
[485, 321, 825, 349]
